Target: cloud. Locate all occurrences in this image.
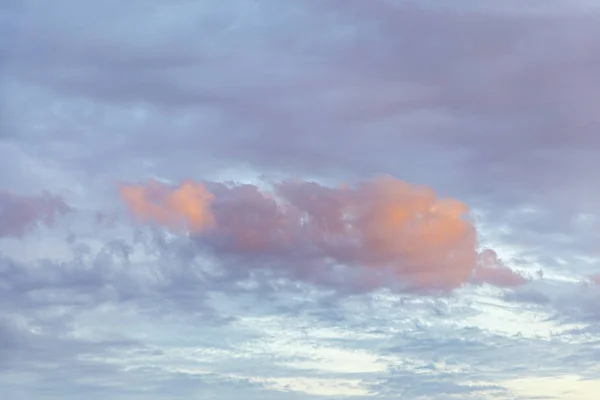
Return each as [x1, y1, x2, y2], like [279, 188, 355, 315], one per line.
[0, 190, 71, 238]
[5, 0, 599, 219]
[119, 176, 525, 292]
[119, 180, 215, 232]
[473, 249, 527, 287]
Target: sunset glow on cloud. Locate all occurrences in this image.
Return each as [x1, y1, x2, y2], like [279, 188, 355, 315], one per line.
[2, 0, 600, 399]
[119, 180, 216, 232]
[120, 177, 524, 291]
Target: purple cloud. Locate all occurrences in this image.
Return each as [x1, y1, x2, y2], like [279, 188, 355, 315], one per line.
[0, 190, 71, 237]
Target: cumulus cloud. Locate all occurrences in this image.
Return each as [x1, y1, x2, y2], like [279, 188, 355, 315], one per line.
[119, 176, 525, 292]
[0, 190, 71, 238]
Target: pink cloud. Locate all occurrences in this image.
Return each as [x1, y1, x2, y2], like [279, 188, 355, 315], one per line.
[118, 180, 215, 233]
[0, 190, 71, 238]
[119, 176, 526, 292]
[473, 249, 527, 287]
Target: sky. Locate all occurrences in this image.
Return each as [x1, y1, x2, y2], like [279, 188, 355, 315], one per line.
[1, 0, 600, 399]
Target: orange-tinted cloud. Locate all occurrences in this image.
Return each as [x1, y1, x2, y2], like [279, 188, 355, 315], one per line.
[119, 180, 215, 232]
[275, 176, 478, 290]
[119, 176, 525, 291]
[0, 190, 71, 238]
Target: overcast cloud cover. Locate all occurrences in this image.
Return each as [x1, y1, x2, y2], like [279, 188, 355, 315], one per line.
[2, 0, 600, 399]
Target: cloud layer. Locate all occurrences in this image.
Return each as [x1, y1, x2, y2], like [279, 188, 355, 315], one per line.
[2, 0, 600, 399]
